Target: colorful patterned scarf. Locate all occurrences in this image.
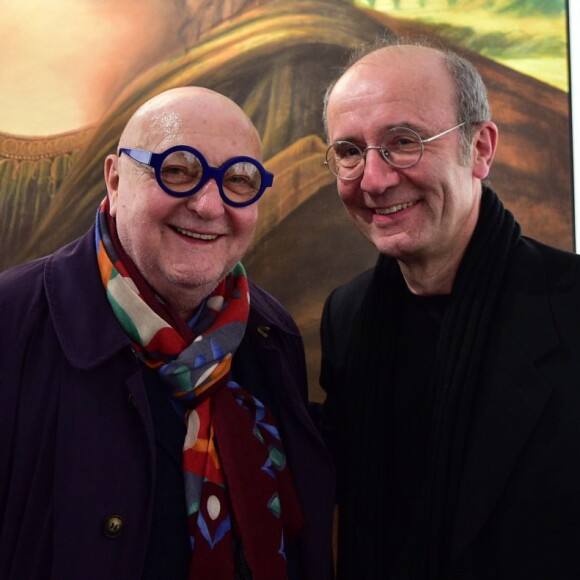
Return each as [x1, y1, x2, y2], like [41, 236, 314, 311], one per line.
[95, 199, 302, 579]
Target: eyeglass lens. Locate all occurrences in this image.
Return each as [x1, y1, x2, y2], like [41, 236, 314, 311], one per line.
[160, 150, 264, 204]
[327, 127, 424, 179]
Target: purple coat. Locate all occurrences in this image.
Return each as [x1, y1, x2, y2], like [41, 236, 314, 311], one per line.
[0, 227, 334, 579]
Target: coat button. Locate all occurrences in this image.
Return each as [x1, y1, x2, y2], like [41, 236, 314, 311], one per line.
[102, 515, 125, 538]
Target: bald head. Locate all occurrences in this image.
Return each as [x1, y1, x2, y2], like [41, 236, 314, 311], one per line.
[336, 44, 447, 86]
[119, 86, 263, 159]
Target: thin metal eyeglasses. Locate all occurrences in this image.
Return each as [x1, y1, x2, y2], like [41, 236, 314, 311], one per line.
[324, 121, 466, 181]
[118, 145, 274, 207]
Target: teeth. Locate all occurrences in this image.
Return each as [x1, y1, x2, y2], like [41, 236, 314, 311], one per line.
[174, 226, 218, 240]
[376, 201, 415, 215]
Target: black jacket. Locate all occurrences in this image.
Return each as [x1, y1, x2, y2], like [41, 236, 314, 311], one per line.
[321, 236, 580, 579]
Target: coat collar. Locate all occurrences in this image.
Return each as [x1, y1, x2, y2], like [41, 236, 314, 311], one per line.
[44, 226, 131, 369]
[451, 238, 571, 561]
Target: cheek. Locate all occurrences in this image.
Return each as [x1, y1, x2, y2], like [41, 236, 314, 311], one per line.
[337, 182, 360, 206]
[231, 207, 258, 241]
[121, 187, 173, 223]
[114, 192, 168, 251]
[112, 191, 137, 232]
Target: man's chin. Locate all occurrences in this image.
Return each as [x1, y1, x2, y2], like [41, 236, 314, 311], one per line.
[365, 230, 414, 259]
[165, 271, 222, 291]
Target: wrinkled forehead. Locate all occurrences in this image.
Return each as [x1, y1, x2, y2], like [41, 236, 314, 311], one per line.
[328, 46, 456, 120]
[122, 94, 263, 159]
[326, 52, 460, 145]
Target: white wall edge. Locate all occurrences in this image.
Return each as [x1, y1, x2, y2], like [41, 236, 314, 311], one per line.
[569, 1, 579, 252]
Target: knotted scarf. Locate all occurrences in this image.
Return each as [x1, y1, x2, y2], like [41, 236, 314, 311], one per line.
[337, 187, 521, 579]
[95, 198, 303, 579]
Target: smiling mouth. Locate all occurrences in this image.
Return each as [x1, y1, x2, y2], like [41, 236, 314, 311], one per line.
[375, 201, 416, 216]
[173, 226, 218, 241]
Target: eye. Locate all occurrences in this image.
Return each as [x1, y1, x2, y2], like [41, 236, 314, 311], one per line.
[161, 164, 198, 184]
[385, 130, 421, 152]
[334, 142, 362, 160]
[227, 174, 253, 187]
[224, 162, 261, 194]
[160, 151, 202, 185]
[395, 136, 416, 147]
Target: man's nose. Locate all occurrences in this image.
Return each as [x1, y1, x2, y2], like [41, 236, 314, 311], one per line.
[185, 177, 225, 216]
[359, 148, 401, 194]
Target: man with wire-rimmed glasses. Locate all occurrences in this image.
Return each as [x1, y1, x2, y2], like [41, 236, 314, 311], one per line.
[318, 38, 580, 580]
[0, 86, 334, 580]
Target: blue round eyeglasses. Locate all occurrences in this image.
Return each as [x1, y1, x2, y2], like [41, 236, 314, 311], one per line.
[118, 145, 274, 207]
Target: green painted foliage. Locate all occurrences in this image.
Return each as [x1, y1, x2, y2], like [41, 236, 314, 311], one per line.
[431, 22, 566, 59]
[498, 0, 565, 15]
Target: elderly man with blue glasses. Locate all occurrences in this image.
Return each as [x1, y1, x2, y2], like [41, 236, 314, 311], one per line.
[0, 87, 334, 580]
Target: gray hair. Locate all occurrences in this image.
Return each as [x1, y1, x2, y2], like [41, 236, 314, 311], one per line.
[322, 36, 491, 163]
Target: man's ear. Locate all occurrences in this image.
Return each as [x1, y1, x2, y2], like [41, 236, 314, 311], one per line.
[104, 154, 120, 216]
[471, 121, 498, 180]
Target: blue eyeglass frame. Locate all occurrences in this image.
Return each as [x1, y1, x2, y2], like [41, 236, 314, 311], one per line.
[118, 145, 274, 208]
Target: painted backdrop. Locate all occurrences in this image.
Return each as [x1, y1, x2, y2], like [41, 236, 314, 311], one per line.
[0, 0, 570, 399]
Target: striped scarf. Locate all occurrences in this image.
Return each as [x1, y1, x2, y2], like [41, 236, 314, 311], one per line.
[95, 198, 302, 579]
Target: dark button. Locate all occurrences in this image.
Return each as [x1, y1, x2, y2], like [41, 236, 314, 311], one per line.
[102, 515, 125, 538]
[128, 393, 137, 407]
[257, 325, 270, 338]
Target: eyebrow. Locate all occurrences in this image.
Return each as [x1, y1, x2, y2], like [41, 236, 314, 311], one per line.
[333, 122, 430, 144]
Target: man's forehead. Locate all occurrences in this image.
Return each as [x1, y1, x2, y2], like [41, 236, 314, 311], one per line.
[122, 111, 262, 164]
[124, 96, 257, 143]
[155, 110, 183, 133]
[329, 47, 452, 114]
[124, 110, 181, 147]
[343, 46, 445, 85]
[360, 44, 443, 65]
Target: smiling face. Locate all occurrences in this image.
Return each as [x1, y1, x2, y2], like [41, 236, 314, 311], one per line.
[104, 87, 261, 318]
[326, 46, 496, 290]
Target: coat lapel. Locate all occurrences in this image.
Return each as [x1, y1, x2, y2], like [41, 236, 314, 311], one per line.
[451, 241, 560, 561]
